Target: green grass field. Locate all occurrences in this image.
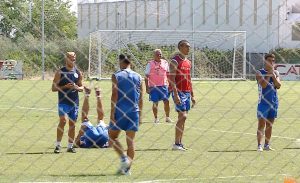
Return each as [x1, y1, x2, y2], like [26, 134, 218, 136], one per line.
[0, 80, 300, 182]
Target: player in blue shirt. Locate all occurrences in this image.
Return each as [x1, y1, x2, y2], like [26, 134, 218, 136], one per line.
[52, 52, 83, 153]
[74, 87, 109, 148]
[109, 54, 143, 175]
[256, 53, 281, 152]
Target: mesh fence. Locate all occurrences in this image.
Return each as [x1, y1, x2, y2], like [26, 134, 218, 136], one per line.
[0, 0, 300, 182]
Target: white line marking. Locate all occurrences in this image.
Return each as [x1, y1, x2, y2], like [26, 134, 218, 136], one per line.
[16, 106, 56, 113]
[3, 106, 299, 140]
[136, 173, 288, 183]
[158, 123, 298, 141]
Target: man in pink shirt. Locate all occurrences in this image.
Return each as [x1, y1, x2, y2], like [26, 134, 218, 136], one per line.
[145, 49, 173, 123]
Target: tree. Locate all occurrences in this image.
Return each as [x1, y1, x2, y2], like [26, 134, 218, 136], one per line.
[0, 0, 77, 41]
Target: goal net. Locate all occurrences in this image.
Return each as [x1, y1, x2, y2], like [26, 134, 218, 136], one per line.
[88, 30, 246, 80]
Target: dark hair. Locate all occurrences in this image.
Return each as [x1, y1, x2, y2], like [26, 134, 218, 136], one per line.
[264, 53, 275, 60]
[119, 54, 131, 64]
[178, 40, 189, 49]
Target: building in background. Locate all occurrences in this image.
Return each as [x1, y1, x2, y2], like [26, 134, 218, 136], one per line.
[77, 0, 300, 53]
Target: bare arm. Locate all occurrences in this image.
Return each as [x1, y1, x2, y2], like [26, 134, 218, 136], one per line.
[271, 70, 281, 89]
[74, 125, 87, 147]
[169, 60, 180, 104]
[52, 71, 63, 92]
[52, 70, 80, 92]
[144, 76, 150, 94]
[110, 75, 118, 124]
[139, 79, 144, 125]
[96, 88, 104, 121]
[81, 90, 90, 122]
[144, 63, 150, 94]
[74, 71, 84, 92]
[191, 86, 196, 108]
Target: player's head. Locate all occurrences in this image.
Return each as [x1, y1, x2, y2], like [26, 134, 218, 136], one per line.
[119, 54, 131, 69]
[153, 49, 162, 61]
[65, 52, 76, 68]
[264, 53, 275, 70]
[178, 40, 190, 56]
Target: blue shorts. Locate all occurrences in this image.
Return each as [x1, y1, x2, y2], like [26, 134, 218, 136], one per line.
[58, 104, 79, 121]
[80, 126, 109, 148]
[257, 104, 278, 119]
[109, 112, 139, 131]
[172, 91, 191, 112]
[149, 86, 170, 103]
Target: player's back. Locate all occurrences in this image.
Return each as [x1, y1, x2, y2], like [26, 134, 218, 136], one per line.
[257, 69, 278, 106]
[114, 69, 141, 113]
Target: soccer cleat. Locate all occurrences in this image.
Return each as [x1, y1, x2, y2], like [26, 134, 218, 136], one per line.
[66, 147, 76, 153]
[117, 167, 131, 176]
[263, 144, 275, 151]
[165, 117, 173, 123]
[172, 144, 186, 151]
[257, 144, 263, 152]
[117, 157, 131, 175]
[179, 144, 189, 150]
[154, 118, 159, 123]
[54, 145, 61, 153]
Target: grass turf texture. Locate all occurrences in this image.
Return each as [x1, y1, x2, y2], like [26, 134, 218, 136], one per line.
[0, 80, 299, 182]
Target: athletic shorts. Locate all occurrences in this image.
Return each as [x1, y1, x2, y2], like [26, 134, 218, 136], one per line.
[149, 86, 170, 103]
[58, 104, 79, 121]
[172, 91, 191, 112]
[257, 104, 278, 119]
[109, 112, 139, 131]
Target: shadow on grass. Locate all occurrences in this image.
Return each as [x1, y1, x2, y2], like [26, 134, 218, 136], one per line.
[5, 152, 54, 155]
[283, 147, 300, 150]
[208, 149, 257, 153]
[135, 148, 170, 152]
[49, 173, 113, 177]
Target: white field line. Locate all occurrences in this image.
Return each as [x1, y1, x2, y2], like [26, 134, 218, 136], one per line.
[159, 123, 298, 141]
[136, 173, 289, 183]
[2, 106, 299, 141]
[16, 106, 56, 112]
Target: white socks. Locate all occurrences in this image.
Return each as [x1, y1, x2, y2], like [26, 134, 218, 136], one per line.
[55, 141, 61, 147]
[67, 143, 73, 149]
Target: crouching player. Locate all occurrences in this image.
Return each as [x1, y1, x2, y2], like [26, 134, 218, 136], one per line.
[74, 87, 109, 148]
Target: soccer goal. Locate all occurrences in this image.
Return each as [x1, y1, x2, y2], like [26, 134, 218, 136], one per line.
[88, 30, 246, 80]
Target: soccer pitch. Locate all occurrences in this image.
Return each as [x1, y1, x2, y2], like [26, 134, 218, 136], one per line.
[0, 80, 299, 182]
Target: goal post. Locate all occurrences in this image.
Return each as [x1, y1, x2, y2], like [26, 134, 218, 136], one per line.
[88, 30, 247, 80]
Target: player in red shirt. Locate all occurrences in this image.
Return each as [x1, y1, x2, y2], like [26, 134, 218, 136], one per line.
[169, 40, 196, 151]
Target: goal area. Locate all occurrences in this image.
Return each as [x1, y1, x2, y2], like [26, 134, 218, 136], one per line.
[88, 30, 246, 80]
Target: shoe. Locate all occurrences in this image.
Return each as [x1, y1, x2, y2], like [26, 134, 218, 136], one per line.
[117, 167, 131, 176]
[117, 157, 131, 175]
[66, 147, 76, 153]
[172, 144, 186, 151]
[154, 118, 159, 123]
[165, 117, 173, 123]
[54, 145, 61, 153]
[257, 144, 263, 152]
[179, 144, 189, 150]
[263, 144, 275, 151]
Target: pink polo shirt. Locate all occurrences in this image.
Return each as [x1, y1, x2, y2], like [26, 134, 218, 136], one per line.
[145, 59, 169, 87]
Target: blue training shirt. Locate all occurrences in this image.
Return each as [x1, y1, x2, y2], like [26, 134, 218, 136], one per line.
[114, 68, 142, 114]
[80, 122, 109, 148]
[58, 66, 80, 106]
[257, 69, 278, 106]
